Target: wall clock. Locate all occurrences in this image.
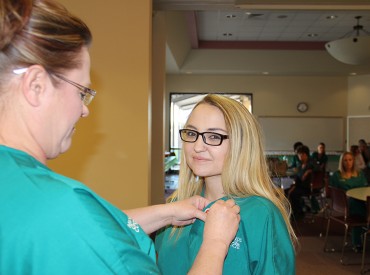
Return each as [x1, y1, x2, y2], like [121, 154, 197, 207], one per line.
[297, 102, 308, 113]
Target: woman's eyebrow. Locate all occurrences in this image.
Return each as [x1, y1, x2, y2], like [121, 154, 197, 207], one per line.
[207, 127, 227, 133]
[184, 124, 197, 130]
[185, 124, 227, 133]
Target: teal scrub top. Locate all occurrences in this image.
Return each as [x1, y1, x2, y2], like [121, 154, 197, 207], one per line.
[0, 145, 159, 275]
[330, 170, 368, 216]
[155, 196, 295, 275]
[330, 170, 367, 191]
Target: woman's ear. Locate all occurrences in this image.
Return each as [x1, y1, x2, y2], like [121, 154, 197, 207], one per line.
[21, 65, 50, 107]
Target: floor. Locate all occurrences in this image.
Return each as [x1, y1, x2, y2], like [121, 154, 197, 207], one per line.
[295, 215, 370, 275]
[297, 236, 368, 274]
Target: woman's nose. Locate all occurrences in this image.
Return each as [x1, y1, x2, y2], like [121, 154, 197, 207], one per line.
[193, 135, 206, 151]
[81, 104, 90, 118]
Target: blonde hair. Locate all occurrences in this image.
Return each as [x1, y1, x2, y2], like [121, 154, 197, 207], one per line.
[170, 94, 298, 247]
[338, 151, 358, 176]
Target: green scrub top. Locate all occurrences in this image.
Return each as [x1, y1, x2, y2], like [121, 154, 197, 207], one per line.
[330, 170, 367, 191]
[155, 196, 295, 275]
[0, 145, 159, 274]
[330, 170, 368, 216]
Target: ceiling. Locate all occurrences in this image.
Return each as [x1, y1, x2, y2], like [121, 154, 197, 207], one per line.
[153, 0, 370, 76]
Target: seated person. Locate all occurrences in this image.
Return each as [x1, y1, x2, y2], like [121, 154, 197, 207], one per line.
[350, 145, 366, 171]
[359, 139, 370, 166]
[330, 151, 367, 251]
[289, 141, 303, 169]
[286, 145, 313, 219]
[311, 142, 328, 172]
[359, 139, 370, 183]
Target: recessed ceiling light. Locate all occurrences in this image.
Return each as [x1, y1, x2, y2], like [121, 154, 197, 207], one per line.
[326, 15, 338, 20]
[307, 33, 318, 37]
[262, 72, 269, 75]
[349, 72, 357, 76]
[245, 12, 264, 18]
[226, 14, 236, 19]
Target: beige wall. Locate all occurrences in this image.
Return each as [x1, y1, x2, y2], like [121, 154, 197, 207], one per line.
[165, 12, 192, 69]
[49, 0, 156, 209]
[166, 75, 347, 115]
[165, 74, 348, 150]
[348, 75, 370, 116]
[151, 12, 167, 204]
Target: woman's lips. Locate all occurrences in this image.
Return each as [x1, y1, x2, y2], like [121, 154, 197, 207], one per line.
[193, 156, 209, 161]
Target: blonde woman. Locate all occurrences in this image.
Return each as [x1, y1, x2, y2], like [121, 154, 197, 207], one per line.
[330, 151, 367, 251]
[155, 94, 297, 274]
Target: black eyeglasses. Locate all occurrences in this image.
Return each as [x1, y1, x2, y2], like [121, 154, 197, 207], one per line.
[179, 129, 229, 146]
[53, 74, 96, 106]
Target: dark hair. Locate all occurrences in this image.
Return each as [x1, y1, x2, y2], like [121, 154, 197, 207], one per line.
[297, 145, 310, 156]
[359, 139, 367, 146]
[293, 142, 303, 151]
[350, 145, 359, 153]
[0, 0, 92, 80]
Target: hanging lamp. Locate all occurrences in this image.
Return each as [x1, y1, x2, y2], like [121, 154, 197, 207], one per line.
[325, 16, 370, 65]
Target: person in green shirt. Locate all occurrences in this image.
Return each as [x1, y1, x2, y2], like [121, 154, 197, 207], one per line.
[286, 145, 314, 219]
[330, 151, 368, 251]
[311, 142, 328, 172]
[0, 1, 240, 274]
[289, 141, 303, 169]
[155, 94, 297, 275]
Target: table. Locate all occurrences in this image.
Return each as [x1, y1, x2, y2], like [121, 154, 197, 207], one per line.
[272, 177, 294, 190]
[346, 187, 370, 201]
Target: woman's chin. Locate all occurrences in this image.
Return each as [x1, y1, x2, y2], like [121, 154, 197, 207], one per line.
[60, 138, 73, 155]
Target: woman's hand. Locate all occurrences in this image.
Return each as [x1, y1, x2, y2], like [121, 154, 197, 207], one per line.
[189, 199, 240, 275]
[169, 195, 211, 226]
[203, 199, 241, 250]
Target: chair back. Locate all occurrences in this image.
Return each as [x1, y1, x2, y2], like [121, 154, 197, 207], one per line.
[311, 171, 325, 191]
[329, 186, 349, 218]
[367, 196, 370, 225]
[324, 173, 330, 198]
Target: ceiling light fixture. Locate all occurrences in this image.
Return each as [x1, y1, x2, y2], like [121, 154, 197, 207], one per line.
[325, 16, 370, 65]
[226, 14, 236, 19]
[326, 15, 337, 20]
[307, 33, 318, 38]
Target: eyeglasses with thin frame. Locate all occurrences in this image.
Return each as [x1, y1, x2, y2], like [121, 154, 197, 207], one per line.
[13, 67, 96, 106]
[53, 74, 96, 106]
[179, 129, 229, 146]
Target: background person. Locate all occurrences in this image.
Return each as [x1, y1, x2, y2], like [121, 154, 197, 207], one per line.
[311, 142, 328, 172]
[289, 141, 303, 169]
[358, 139, 370, 167]
[330, 151, 367, 251]
[350, 144, 366, 171]
[155, 94, 297, 275]
[358, 139, 370, 183]
[286, 145, 314, 219]
[0, 1, 240, 274]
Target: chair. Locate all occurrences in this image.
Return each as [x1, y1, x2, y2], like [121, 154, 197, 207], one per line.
[319, 172, 332, 235]
[302, 171, 326, 223]
[323, 186, 367, 264]
[361, 196, 370, 274]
